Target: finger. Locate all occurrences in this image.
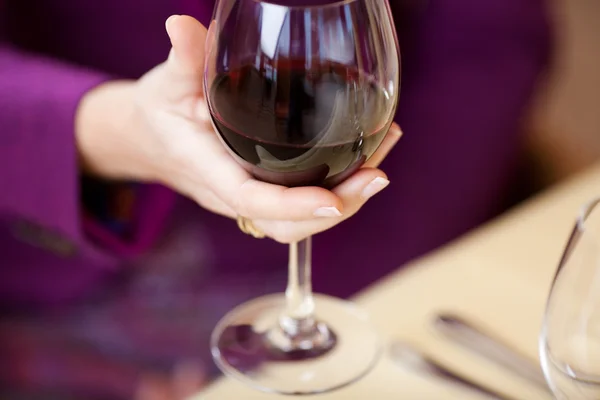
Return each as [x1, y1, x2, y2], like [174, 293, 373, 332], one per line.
[167, 156, 236, 218]
[165, 15, 208, 78]
[231, 178, 345, 221]
[172, 128, 344, 222]
[181, 130, 345, 221]
[193, 189, 237, 219]
[332, 167, 390, 203]
[363, 123, 403, 168]
[253, 168, 389, 243]
[163, 15, 208, 99]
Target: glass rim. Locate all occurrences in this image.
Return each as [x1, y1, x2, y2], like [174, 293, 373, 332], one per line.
[250, 0, 370, 10]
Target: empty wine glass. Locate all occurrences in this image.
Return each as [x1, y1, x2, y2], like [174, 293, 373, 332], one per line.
[540, 197, 600, 399]
[203, 0, 400, 395]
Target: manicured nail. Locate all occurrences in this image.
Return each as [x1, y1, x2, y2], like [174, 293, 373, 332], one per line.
[314, 207, 343, 218]
[361, 177, 390, 199]
[165, 15, 180, 32]
[390, 124, 403, 137]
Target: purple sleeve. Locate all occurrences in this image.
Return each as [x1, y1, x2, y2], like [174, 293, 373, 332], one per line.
[0, 42, 178, 261]
[0, 43, 111, 240]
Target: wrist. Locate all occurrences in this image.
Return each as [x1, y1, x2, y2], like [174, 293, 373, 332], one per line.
[75, 80, 153, 180]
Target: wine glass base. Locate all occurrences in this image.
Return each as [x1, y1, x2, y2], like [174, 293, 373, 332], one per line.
[211, 293, 381, 395]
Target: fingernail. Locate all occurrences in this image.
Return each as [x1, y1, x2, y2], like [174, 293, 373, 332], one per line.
[361, 177, 390, 199]
[390, 124, 403, 137]
[314, 206, 342, 218]
[165, 15, 180, 32]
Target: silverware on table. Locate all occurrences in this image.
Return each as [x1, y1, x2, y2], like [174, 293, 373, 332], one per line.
[432, 313, 550, 391]
[389, 341, 518, 400]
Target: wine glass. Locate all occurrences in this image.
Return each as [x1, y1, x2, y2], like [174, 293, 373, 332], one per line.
[203, 0, 400, 394]
[540, 197, 600, 399]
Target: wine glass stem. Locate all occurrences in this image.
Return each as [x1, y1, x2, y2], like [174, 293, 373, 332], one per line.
[281, 236, 315, 333]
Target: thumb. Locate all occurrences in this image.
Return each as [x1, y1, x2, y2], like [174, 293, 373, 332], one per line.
[164, 15, 209, 95]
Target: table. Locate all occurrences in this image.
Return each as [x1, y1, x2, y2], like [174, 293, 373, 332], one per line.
[193, 162, 600, 399]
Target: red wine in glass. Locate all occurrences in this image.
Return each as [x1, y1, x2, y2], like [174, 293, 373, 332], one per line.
[205, 0, 400, 395]
[209, 61, 393, 188]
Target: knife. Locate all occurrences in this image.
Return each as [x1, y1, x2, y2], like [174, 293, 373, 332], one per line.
[432, 313, 550, 391]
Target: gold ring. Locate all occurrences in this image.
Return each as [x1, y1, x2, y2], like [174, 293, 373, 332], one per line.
[237, 215, 266, 239]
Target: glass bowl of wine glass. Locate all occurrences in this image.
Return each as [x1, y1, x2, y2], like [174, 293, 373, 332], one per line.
[204, 0, 400, 395]
[540, 197, 600, 399]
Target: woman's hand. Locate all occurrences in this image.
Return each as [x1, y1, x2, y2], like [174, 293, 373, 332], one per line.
[76, 15, 401, 244]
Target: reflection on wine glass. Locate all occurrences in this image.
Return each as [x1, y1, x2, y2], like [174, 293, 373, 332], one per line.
[204, 0, 400, 394]
[540, 198, 600, 399]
